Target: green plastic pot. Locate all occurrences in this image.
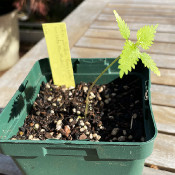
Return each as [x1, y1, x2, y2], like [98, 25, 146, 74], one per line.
[0, 58, 157, 175]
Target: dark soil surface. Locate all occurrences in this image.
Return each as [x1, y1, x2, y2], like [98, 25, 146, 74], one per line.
[12, 75, 145, 142]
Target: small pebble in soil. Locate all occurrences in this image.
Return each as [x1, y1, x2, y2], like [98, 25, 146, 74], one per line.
[52, 103, 56, 107]
[11, 76, 145, 142]
[56, 133, 62, 139]
[72, 108, 76, 113]
[89, 134, 93, 140]
[86, 131, 90, 135]
[50, 110, 54, 114]
[128, 135, 133, 140]
[79, 120, 84, 126]
[69, 86, 75, 90]
[133, 113, 137, 119]
[96, 135, 101, 141]
[114, 88, 118, 92]
[83, 86, 88, 93]
[34, 124, 39, 129]
[118, 136, 125, 142]
[111, 128, 119, 136]
[100, 126, 104, 130]
[141, 137, 145, 142]
[84, 125, 88, 130]
[109, 116, 114, 120]
[135, 100, 139, 104]
[77, 111, 81, 115]
[123, 85, 129, 90]
[57, 97, 62, 102]
[36, 111, 40, 116]
[69, 118, 73, 123]
[98, 87, 103, 93]
[79, 133, 87, 140]
[56, 120, 62, 131]
[104, 99, 110, 104]
[80, 128, 85, 132]
[111, 93, 116, 96]
[28, 135, 34, 140]
[46, 84, 50, 89]
[89, 92, 95, 99]
[112, 137, 118, 141]
[64, 125, 71, 137]
[40, 129, 45, 132]
[47, 96, 53, 101]
[123, 130, 127, 136]
[19, 131, 24, 136]
[45, 132, 52, 139]
[85, 121, 90, 126]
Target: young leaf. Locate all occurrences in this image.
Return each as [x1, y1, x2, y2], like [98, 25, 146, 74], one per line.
[113, 10, 130, 40]
[119, 40, 140, 78]
[140, 52, 160, 76]
[137, 24, 158, 50]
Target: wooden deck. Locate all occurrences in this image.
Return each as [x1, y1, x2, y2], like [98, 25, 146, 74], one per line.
[0, 0, 175, 174]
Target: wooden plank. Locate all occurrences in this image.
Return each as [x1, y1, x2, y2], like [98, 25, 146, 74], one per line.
[145, 133, 175, 170]
[107, 3, 175, 12]
[71, 46, 121, 58]
[143, 167, 175, 175]
[71, 47, 175, 69]
[153, 105, 175, 135]
[75, 37, 175, 55]
[91, 21, 175, 33]
[157, 123, 175, 135]
[84, 28, 175, 43]
[108, 0, 175, 5]
[103, 9, 175, 18]
[98, 14, 175, 25]
[151, 69, 175, 86]
[151, 85, 175, 107]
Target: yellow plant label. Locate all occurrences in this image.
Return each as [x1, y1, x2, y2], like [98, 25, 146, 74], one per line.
[42, 22, 75, 87]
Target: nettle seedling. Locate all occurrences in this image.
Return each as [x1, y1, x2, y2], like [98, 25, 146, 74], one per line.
[84, 10, 160, 118]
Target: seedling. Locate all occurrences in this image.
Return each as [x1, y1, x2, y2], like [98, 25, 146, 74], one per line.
[84, 10, 160, 118]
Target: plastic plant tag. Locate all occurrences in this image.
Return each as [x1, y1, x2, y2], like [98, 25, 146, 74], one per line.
[42, 22, 75, 87]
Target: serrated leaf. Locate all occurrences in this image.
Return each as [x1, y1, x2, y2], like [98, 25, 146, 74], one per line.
[118, 40, 140, 78]
[113, 10, 130, 40]
[137, 24, 158, 50]
[140, 52, 160, 76]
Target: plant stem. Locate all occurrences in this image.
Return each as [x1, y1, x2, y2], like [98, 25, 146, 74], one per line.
[85, 56, 120, 118]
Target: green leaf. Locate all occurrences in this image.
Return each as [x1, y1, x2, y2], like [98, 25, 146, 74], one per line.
[137, 24, 158, 50]
[119, 40, 140, 78]
[140, 52, 160, 76]
[113, 10, 130, 40]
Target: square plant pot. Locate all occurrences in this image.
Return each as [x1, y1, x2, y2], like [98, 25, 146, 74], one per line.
[0, 58, 157, 175]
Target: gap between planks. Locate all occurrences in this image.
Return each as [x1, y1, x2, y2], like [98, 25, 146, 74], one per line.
[143, 166, 175, 175]
[151, 85, 175, 108]
[145, 132, 175, 171]
[153, 105, 175, 135]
